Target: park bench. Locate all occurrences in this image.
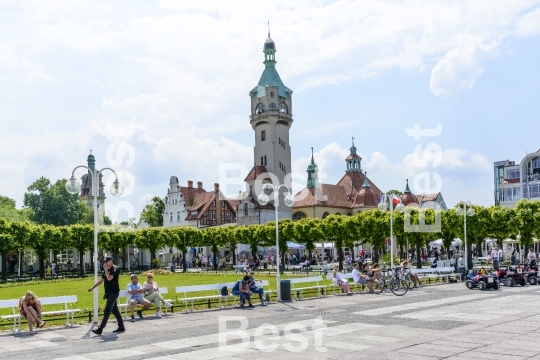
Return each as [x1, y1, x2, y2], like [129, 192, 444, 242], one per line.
[290, 276, 327, 300]
[233, 264, 248, 273]
[411, 268, 441, 284]
[40, 295, 80, 327]
[436, 266, 461, 283]
[175, 284, 225, 312]
[118, 287, 172, 318]
[308, 265, 330, 274]
[0, 299, 22, 332]
[224, 280, 274, 306]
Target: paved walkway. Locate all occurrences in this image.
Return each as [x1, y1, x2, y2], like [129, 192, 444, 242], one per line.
[1, 283, 539, 359]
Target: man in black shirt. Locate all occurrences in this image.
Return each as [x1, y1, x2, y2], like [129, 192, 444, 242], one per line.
[88, 256, 125, 335]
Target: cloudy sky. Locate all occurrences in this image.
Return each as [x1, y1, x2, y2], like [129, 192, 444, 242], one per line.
[1, 0, 540, 222]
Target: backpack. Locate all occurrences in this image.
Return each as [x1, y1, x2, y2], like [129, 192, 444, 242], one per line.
[221, 286, 228, 296]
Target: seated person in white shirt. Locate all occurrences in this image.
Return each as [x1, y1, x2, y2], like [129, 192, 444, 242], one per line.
[126, 274, 152, 322]
[351, 262, 375, 293]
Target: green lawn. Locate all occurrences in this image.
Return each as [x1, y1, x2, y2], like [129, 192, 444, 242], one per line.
[0, 271, 328, 330]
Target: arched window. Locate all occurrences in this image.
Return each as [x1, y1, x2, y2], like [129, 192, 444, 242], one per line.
[269, 103, 277, 111]
[255, 103, 266, 114]
[279, 102, 288, 114]
[322, 212, 330, 219]
[292, 212, 307, 221]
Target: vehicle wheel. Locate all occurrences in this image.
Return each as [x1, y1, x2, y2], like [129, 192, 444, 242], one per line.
[505, 277, 514, 287]
[390, 279, 408, 296]
[465, 280, 474, 289]
[493, 280, 500, 290]
[478, 281, 486, 290]
[520, 279, 526, 286]
[529, 276, 537, 285]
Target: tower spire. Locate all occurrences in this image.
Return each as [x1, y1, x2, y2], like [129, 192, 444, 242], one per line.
[307, 147, 319, 188]
[268, 20, 270, 37]
[362, 171, 370, 188]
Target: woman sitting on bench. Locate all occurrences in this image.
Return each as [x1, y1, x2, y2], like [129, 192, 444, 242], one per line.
[332, 264, 352, 295]
[19, 290, 45, 333]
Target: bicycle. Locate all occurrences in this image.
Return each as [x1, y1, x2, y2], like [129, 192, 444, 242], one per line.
[374, 267, 408, 296]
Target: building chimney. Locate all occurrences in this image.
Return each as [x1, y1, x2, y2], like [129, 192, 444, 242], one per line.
[188, 180, 193, 188]
[197, 181, 203, 189]
[214, 183, 219, 192]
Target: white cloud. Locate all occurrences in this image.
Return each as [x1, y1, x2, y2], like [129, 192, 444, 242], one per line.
[430, 33, 499, 96]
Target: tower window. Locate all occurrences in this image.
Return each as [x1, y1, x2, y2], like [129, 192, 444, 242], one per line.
[270, 92, 274, 98]
[279, 103, 288, 114]
[264, 156, 267, 166]
[244, 203, 248, 215]
[177, 211, 180, 221]
[261, 130, 266, 141]
[260, 156, 263, 166]
[269, 103, 277, 111]
[255, 103, 265, 114]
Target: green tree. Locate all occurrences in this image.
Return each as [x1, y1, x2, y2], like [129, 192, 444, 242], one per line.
[69, 224, 93, 276]
[137, 228, 167, 267]
[488, 206, 516, 248]
[139, 196, 165, 227]
[23, 177, 88, 225]
[0, 196, 33, 222]
[514, 200, 540, 249]
[0, 219, 13, 281]
[439, 209, 459, 255]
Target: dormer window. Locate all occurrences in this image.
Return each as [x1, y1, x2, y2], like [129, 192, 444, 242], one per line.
[211, 200, 216, 207]
[279, 102, 288, 114]
[270, 92, 274, 98]
[255, 103, 265, 114]
[269, 103, 277, 111]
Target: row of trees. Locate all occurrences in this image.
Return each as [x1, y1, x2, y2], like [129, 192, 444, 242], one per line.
[1, 199, 539, 280]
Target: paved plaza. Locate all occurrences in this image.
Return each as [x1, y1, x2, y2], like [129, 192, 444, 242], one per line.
[1, 283, 540, 360]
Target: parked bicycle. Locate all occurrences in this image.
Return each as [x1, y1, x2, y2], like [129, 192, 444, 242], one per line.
[374, 267, 409, 296]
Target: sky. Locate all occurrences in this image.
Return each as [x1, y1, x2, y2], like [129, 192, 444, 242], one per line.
[1, 0, 540, 223]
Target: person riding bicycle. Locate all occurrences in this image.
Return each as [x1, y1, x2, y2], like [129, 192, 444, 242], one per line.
[401, 260, 420, 288]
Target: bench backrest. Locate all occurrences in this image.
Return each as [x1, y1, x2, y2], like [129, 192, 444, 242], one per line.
[411, 268, 436, 274]
[290, 276, 323, 286]
[175, 284, 223, 298]
[40, 295, 78, 306]
[325, 274, 354, 281]
[437, 267, 455, 273]
[0, 300, 19, 315]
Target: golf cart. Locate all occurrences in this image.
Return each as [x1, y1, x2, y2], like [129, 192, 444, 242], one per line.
[465, 267, 500, 290]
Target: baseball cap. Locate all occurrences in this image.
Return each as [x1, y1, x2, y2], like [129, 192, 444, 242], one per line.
[104, 256, 113, 262]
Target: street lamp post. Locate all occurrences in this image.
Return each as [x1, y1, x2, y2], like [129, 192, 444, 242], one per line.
[257, 183, 294, 302]
[456, 201, 475, 271]
[378, 193, 405, 268]
[65, 165, 123, 324]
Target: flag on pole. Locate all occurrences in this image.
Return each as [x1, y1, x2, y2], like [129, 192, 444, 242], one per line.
[392, 195, 400, 205]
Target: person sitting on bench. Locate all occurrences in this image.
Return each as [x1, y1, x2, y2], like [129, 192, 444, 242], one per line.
[332, 264, 352, 295]
[232, 275, 254, 309]
[351, 262, 375, 293]
[248, 271, 267, 306]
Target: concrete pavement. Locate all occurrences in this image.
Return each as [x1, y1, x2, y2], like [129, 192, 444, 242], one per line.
[1, 283, 539, 359]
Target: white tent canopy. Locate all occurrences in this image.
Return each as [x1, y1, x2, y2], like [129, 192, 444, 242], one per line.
[429, 238, 462, 247]
[314, 242, 334, 249]
[269, 242, 304, 250]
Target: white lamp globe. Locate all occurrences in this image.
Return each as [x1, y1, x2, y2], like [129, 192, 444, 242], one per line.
[378, 202, 387, 212]
[110, 180, 124, 197]
[258, 194, 269, 206]
[284, 194, 294, 207]
[467, 208, 475, 217]
[65, 177, 81, 195]
[396, 203, 405, 213]
[456, 207, 464, 216]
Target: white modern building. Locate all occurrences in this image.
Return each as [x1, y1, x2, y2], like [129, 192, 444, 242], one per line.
[494, 149, 540, 207]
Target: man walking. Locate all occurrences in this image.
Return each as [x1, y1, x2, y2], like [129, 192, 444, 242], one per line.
[88, 256, 125, 334]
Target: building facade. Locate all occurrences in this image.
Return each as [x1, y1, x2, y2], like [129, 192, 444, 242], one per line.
[237, 31, 294, 225]
[495, 150, 540, 207]
[292, 140, 383, 219]
[162, 178, 239, 229]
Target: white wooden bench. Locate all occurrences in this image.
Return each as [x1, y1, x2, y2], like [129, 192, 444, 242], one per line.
[118, 287, 172, 318]
[0, 299, 22, 332]
[436, 266, 461, 283]
[411, 268, 441, 284]
[175, 283, 225, 312]
[39, 295, 80, 327]
[290, 276, 327, 300]
[233, 264, 248, 273]
[309, 265, 330, 274]
[225, 280, 274, 306]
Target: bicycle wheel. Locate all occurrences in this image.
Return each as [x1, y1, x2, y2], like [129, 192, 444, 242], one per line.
[372, 279, 385, 294]
[404, 273, 414, 290]
[390, 279, 408, 296]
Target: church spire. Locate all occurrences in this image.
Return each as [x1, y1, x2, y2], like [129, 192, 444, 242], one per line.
[404, 179, 411, 193]
[307, 147, 319, 188]
[362, 171, 370, 188]
[87, 150, 96, 171]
